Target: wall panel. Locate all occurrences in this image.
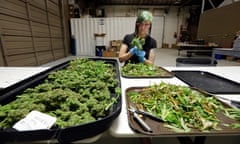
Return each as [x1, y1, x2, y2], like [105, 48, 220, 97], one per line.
[47, 0, 60, 16]
[0, 14, 31, 36]
[30, 5, 48, 24]
[52, 38, 64, 49]
[0, 0, 69, 66]
[0, 0, 28, 19]
[0, 39, 4, 65]
[49, 13, 61, 27]
[71, 18, 135, 56]
[7, 53, 37, 66]
[31, 22, 50, 37]
[37, 51, 54, 65]
[197, 1, 240, 47]
[4, 37, 33, 55]
[29, 0, 46, 10]
[50, 26, 62, 37]
[71, 17, 164, 56]
[54, 49, 65, 59]
[34, 38, 51, 51]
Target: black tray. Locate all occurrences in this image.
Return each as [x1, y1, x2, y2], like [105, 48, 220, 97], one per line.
[172, 70, 240, 94]
[0, 57, 122, 143]
[126, 86, 240, 136]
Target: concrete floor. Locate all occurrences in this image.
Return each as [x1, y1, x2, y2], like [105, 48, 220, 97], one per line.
[42, 48, 240, 68]
[153, 48, 240, 67]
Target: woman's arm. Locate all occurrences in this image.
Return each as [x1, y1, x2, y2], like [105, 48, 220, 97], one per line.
[118, 43, 133, 63]
[144, 48, 155, 65]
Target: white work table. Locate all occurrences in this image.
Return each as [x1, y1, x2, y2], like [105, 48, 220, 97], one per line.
[0, 65, 240, 143]
[110, 66, 240, 138]
[0, 67, 49, 89]
[211, 48, 240, 64]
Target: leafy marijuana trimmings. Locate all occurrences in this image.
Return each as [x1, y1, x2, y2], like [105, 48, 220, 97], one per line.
[130, 36, 145, 50]
[0, 58, 121, 129]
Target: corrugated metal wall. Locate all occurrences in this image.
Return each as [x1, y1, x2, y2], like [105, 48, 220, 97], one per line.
[70, 17, 164, 56]
[0, 0, 69, 66]
[70, 17, 135, 56]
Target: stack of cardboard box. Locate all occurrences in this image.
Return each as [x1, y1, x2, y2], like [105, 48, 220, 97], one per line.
[162, 43, 169, 48]
[103, 40, 122, 57]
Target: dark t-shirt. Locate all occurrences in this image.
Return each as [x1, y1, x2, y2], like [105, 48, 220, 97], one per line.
[123, 33, 157, 64]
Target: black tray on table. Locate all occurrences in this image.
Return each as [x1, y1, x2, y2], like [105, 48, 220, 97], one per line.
[172, 70, 240, 94]
[0, 57, 122, 143]
[125, 86, 240, 136]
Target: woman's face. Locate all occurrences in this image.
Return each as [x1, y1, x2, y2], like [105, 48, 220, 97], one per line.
[137, 21, 151, 37]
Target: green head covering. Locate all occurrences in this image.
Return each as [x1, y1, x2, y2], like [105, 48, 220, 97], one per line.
[136, 11, 153, 23]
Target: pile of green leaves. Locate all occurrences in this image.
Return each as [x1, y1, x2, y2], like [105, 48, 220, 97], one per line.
[0, 58, 121, 129]
[130, 36, 145, 50]
[225, 108, 240, 121]
[128, 82, 240, 132]
[121, 63, 169, 77]
[224, 108, 240, 128]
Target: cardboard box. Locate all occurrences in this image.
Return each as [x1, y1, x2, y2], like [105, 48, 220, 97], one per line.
[162, 43, 169, 48]
[115, 51, 119, 57]
[110, 40, 122, 47]
[108, 47, 117, 52]
[102, 51, 118, 57]
[116, 46, 121, 51]
[110, 40, 121, 47]
[226, 56, 234, 61]
[171, 44, 177, 49]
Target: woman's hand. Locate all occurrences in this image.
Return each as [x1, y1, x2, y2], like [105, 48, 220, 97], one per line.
[136, 50, 146, 63]
[138, 55, 145, 63]
[136, 50, 145, 57]
[129, 46, 138, 55]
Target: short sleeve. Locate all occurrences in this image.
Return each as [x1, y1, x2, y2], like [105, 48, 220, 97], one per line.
[123, 34, 135, 48]
[152, 39, 157, 49]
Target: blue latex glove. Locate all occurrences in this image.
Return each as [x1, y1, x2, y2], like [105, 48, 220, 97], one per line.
[129, 46, 138, 55]
[136, 50, 146, 57]
[136, 50, 146, 62]
[138, 55, 146, 63]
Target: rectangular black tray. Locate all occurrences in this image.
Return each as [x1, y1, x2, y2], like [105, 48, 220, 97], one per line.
[172, 70, 240, 94]
[126, 86, 240, 136]
[0, 57, 122, 143]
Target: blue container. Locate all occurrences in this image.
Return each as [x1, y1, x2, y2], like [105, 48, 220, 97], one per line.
[215, 54, 222, 60]
[96, 46, 106, 56]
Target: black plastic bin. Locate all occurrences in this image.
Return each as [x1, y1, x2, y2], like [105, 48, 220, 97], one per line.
[0, 58, 121, 143]
[96, 46, 106, 56]
[176, 58, 217, 67]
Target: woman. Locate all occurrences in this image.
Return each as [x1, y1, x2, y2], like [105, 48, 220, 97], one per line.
[118, 11, 157, 65]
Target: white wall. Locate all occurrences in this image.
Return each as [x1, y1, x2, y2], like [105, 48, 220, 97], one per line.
[71, 5, 192, 54]
[71, 18, 136, 56]
[163, 7, 190, 47]
[70, 17, 164, 56]
[151, 17, 164, 48]
[102, 5, 191, 48]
